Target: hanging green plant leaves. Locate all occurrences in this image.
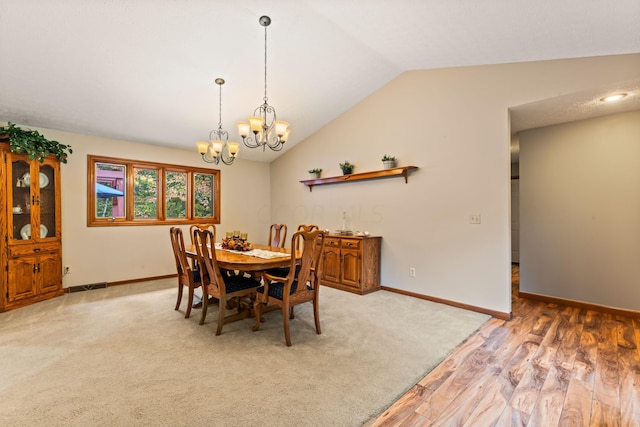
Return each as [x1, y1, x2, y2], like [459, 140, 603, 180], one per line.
[0, 122, 73, 163]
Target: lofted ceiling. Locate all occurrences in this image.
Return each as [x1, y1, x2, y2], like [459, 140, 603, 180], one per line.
[1, 0, 639, 163]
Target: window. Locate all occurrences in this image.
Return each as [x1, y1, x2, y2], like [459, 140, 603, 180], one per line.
[88, 155, 220, 226]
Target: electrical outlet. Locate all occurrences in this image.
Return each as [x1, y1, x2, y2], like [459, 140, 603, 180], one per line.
[64, 266, 70, 275]
[409, 267, 416, 277]
[470, 214, 481, 224]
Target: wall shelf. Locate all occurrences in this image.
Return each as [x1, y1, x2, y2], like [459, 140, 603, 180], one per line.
[300, 166, 418, 192]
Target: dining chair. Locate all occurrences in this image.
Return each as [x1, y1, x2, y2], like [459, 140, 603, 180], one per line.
[169, 227, 202, 319]
[268, 223, 287, 248]
[253, 229, 326, 346]
[193, 228, 261, 335]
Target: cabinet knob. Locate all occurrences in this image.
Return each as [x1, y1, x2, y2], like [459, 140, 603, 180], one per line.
[33, 248, 41, 253]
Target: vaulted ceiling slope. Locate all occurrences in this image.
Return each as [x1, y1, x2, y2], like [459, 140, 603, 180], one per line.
[1, 0, 639, 162]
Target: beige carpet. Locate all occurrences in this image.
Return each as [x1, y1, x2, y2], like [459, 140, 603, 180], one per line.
[0, 278, 490, 426]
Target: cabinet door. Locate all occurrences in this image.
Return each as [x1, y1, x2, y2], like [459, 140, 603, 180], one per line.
[39, 252, 62, 294]
[37, 162, 58, 240]
[7, 257, 37, 302]
[322, 246, 341, 283]
[341, 249, 361, 288]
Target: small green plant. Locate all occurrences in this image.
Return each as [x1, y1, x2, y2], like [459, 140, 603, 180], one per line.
[339, 161, 354, 174]
[0, 122, 73, 163]
[308, 168, 322, 174]
[381, 154, 396, 161]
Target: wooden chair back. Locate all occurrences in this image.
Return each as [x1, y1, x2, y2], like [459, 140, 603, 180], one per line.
[295, 224, 319, 251]
[268, 224, 287, 248]
[288, 229, 325, 288]
[190, 223, 216, 245]
[193, 228, 223, 296]
[169, 227, 201, 318]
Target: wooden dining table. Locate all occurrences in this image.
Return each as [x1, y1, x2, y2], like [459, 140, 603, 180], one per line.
[185, 243, 298, 313]
[185, 243, 299, 273]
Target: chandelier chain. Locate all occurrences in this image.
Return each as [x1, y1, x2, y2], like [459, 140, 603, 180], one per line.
[263, 24, 269, 104]
[218, 79, 223, 130]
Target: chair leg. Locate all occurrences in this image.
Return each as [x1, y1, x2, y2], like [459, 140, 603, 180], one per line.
[252, 297, 263, 332]
[216, 296, 226, 336]
[289, 306, 295, 319]
[283, 303, 292, 347]
[185, 286, 194, 319]
[175, 281, 183, 311]
[199, 293, 209, 325]
[313, 297, 321, 335]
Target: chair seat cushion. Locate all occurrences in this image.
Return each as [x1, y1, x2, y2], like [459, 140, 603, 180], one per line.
[264, 264, 300, 279]
[256, 279, 312, 300]
[191, 269, 201, 283]
[225, 275, 260, 293]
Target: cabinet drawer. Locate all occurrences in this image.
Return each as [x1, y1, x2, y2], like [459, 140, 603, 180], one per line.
[325, 237, 341, 248]
[341, 239, 360, 250]
[8, 243, 59, 258]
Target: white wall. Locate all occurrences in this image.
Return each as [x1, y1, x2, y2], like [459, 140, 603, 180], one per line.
[519, 111, 640, 311]
[14, 127, 272, 288]
[270, 54, 640, 316]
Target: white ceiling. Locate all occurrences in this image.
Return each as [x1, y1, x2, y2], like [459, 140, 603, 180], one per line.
[1, 0, 639, 163]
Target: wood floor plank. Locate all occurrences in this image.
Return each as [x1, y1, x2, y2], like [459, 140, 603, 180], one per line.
[558, 378, 593, 427]
[507, 334, 556, 416]
[591, 314, 621, 427]
[616, 318, 640, 426]
[494, 405, 529, 427]
[574, 328, 598, 384]
[527, 363, 572, 426]
[528, 315, 582, 426]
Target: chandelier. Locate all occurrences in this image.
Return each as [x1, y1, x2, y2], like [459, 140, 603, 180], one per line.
[237, 15, 290, 151]
[196, 78, 240, 165]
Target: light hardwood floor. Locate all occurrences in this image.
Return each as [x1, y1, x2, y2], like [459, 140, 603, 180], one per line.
[369, 265, 640, 426]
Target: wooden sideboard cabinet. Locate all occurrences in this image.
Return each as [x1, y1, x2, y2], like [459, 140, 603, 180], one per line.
[320, 234, 381, 295]
[1, 141, 63, 312]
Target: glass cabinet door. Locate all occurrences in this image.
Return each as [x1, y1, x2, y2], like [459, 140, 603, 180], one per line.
[9, 157, 57, 241]
[38, 163, 56, 239]
[11, 158, 32, 241]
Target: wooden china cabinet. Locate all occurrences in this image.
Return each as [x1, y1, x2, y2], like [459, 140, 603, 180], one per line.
[1, 142, 63, 312]
[320, 234, 381, 295]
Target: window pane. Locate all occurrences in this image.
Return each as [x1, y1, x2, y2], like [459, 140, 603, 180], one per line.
[134, 168, 158, 219]
[96, 163, 126, 218]
[194, 173, 214, 218]
[165, 171, 187, 218]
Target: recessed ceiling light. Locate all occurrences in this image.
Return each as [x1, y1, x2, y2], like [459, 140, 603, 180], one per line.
[600, 93, 628, 103]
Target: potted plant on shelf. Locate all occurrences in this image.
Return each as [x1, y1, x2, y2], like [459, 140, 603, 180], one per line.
[382, 154, 397, 169]
[308, 168, 322, 179]
[339, 161, 354, 175]
[0, 122, 73, 163]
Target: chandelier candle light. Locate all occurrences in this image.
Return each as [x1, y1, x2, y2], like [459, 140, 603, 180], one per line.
[196, 78, 240, 165]
[237, 15, 290, 151]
